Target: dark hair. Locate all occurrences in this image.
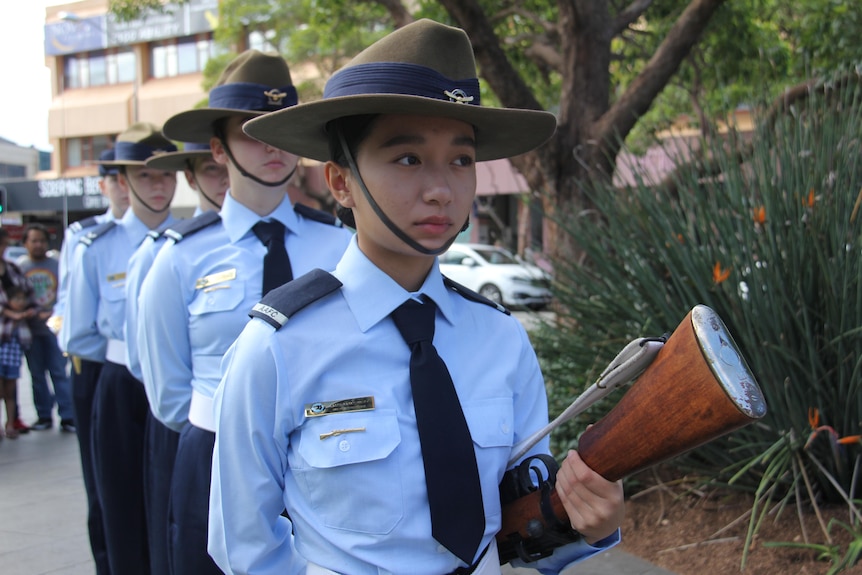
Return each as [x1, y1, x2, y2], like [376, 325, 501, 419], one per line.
[22, 223, 49, 244]
[325, 115, 379, 229]
[5, 284, 27, 300]
[326, 115, 379, 167]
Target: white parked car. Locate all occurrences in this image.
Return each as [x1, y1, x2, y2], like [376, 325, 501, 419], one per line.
[439, 243, 552, 310]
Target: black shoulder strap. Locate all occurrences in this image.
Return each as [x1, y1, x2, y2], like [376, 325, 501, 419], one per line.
[69, 215, 101, 234]
[146, 218, 179, 241]
[443, 276, 511, 315]
[294, 203, 341, 227]
[79, 220, 118, 247]
[249, 268, 343, 329]
[164, 211, 221, 242]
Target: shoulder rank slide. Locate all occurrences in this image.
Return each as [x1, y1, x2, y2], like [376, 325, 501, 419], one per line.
[164, 210, 221, 243]
[294, 203, 341, 227]
[79, 220, 118, 247]
[249, 268, 343, 329]
[443, 276, 510, 314]
[69, 215, 100, 233]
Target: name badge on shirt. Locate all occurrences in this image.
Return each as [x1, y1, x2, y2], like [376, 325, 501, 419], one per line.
[304, 396, 375, 417]
[195, 268, 237, 290]
[107, 272, 126, 283]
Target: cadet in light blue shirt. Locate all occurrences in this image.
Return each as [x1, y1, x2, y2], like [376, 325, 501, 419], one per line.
[123, 142, 228, 575]
[210, 20, 624, 575]
[52, 148, 129, 339]
[62, 122, 178, 575]
[51, 147, 128, 575]
[138, 50, 352, 575]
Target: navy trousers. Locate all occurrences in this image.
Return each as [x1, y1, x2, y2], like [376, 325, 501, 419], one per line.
[169, 424, 222, 575]
[144, 411, 179, 575]
[71, 358, 111, 575]
[91, 361, 150, 575]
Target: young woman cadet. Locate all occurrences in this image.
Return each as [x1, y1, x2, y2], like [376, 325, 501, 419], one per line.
[123, 142, 228, 575]
[61, 122, 178, 575]
[137, 50, 352, 575]
[209, 19, 625, 575]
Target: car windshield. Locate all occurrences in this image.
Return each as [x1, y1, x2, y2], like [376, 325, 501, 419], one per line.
[473, 247, 518, 265]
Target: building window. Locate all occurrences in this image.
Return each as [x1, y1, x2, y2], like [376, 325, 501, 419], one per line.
[64, 49, 136, 90]
[65, 136, 114, 169]
[151, 34, 217, 79]
[0, 164, 26, 179]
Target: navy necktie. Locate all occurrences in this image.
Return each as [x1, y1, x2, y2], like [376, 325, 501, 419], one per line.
[391, 298, 485, 564]
[252, 220, 292, 296]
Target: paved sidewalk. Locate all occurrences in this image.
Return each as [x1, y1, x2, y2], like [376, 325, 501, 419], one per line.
[0, 370, 676, 575]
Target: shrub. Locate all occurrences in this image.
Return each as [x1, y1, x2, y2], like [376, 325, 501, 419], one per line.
[533, 78, 862, 564]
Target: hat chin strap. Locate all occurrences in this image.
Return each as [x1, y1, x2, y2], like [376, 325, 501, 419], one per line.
[126, 176, 172, 215]
[187, 160, 222, 210]
[217, 134, 295, 188]
[337, 129, 466, 257]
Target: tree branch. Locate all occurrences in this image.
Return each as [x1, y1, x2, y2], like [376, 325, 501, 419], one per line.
[593, 0, 727, 146]
[364, 0, 413, 28]
[438, 0, 546, 112]
[613, 0, 655, 35]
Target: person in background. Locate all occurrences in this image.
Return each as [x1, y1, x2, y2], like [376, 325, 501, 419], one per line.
[17, 223, 74, 433]
[0, 228, 35, 436]
[61, 122, 178, 575]
[125, 141, 228, 575]
[209, 19, 624, 574]
[139, 49, 352, 575]
[0, 283, 34, 439]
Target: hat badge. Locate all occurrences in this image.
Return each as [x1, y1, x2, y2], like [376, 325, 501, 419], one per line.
[444, 89, 474, 104]
[264, 88, 289, 107]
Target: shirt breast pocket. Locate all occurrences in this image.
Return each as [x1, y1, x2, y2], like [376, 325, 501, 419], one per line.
[188, 280, 245, 316]
[291, 410, 403, 534]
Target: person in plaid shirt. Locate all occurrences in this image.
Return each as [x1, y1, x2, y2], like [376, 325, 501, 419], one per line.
[0, 283, 35, 439]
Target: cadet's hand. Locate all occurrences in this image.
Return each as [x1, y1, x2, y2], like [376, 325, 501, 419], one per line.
[555, 449, 625, 545]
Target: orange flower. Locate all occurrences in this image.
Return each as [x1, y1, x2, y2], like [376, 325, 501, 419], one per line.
[676, 233, 684, 244]
[837, 435, 861, 445]
[804, 189, 816, 208]
[753, 206, 766, 225]
[808, 407, 820, 428]
[712, 262, 731, 284]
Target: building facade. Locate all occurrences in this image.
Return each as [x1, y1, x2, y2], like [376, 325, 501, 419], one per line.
[5, 0, 542, 254]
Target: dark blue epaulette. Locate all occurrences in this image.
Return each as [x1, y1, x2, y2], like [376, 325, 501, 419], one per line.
[443, 276, 510, 315]
[164, 210, 221, 243]
[79, 220, 117, 247]
[146, 219, 179, 242]
[249, 268, 343, 330]
[294, 203, 341, 227]
[68, 215, 101, 234]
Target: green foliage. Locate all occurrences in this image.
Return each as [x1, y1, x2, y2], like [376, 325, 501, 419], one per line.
[764, 515, 862, 574]
[533, 78, 862, 556]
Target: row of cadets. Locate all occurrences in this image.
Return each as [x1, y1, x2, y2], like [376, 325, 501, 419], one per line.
[124, 142, 229, 575]
[136, 50, 353, 574]
[59, 123, 179, 575]
[50, 149, 129, 575]
[208, 19, 625, 575]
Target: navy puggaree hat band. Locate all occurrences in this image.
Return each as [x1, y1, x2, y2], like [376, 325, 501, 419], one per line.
[115, 141, 178, 162]
[184, 142, 211, 152]
[324, 62, 480, 105]
[209, 82, 298, 112]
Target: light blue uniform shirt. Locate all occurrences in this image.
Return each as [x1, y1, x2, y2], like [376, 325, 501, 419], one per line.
[54, 208, 114, 345]
[61, 209, 176, 362]
[125, 208, 204, 381]
[208, 238, 619, 575]
[138, 193, 352, 431]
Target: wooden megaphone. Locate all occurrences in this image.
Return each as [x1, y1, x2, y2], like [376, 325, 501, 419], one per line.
[497, 305, 767, 562]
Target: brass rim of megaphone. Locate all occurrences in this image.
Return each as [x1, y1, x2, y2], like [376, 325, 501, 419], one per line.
[690, 305, 767, 420]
